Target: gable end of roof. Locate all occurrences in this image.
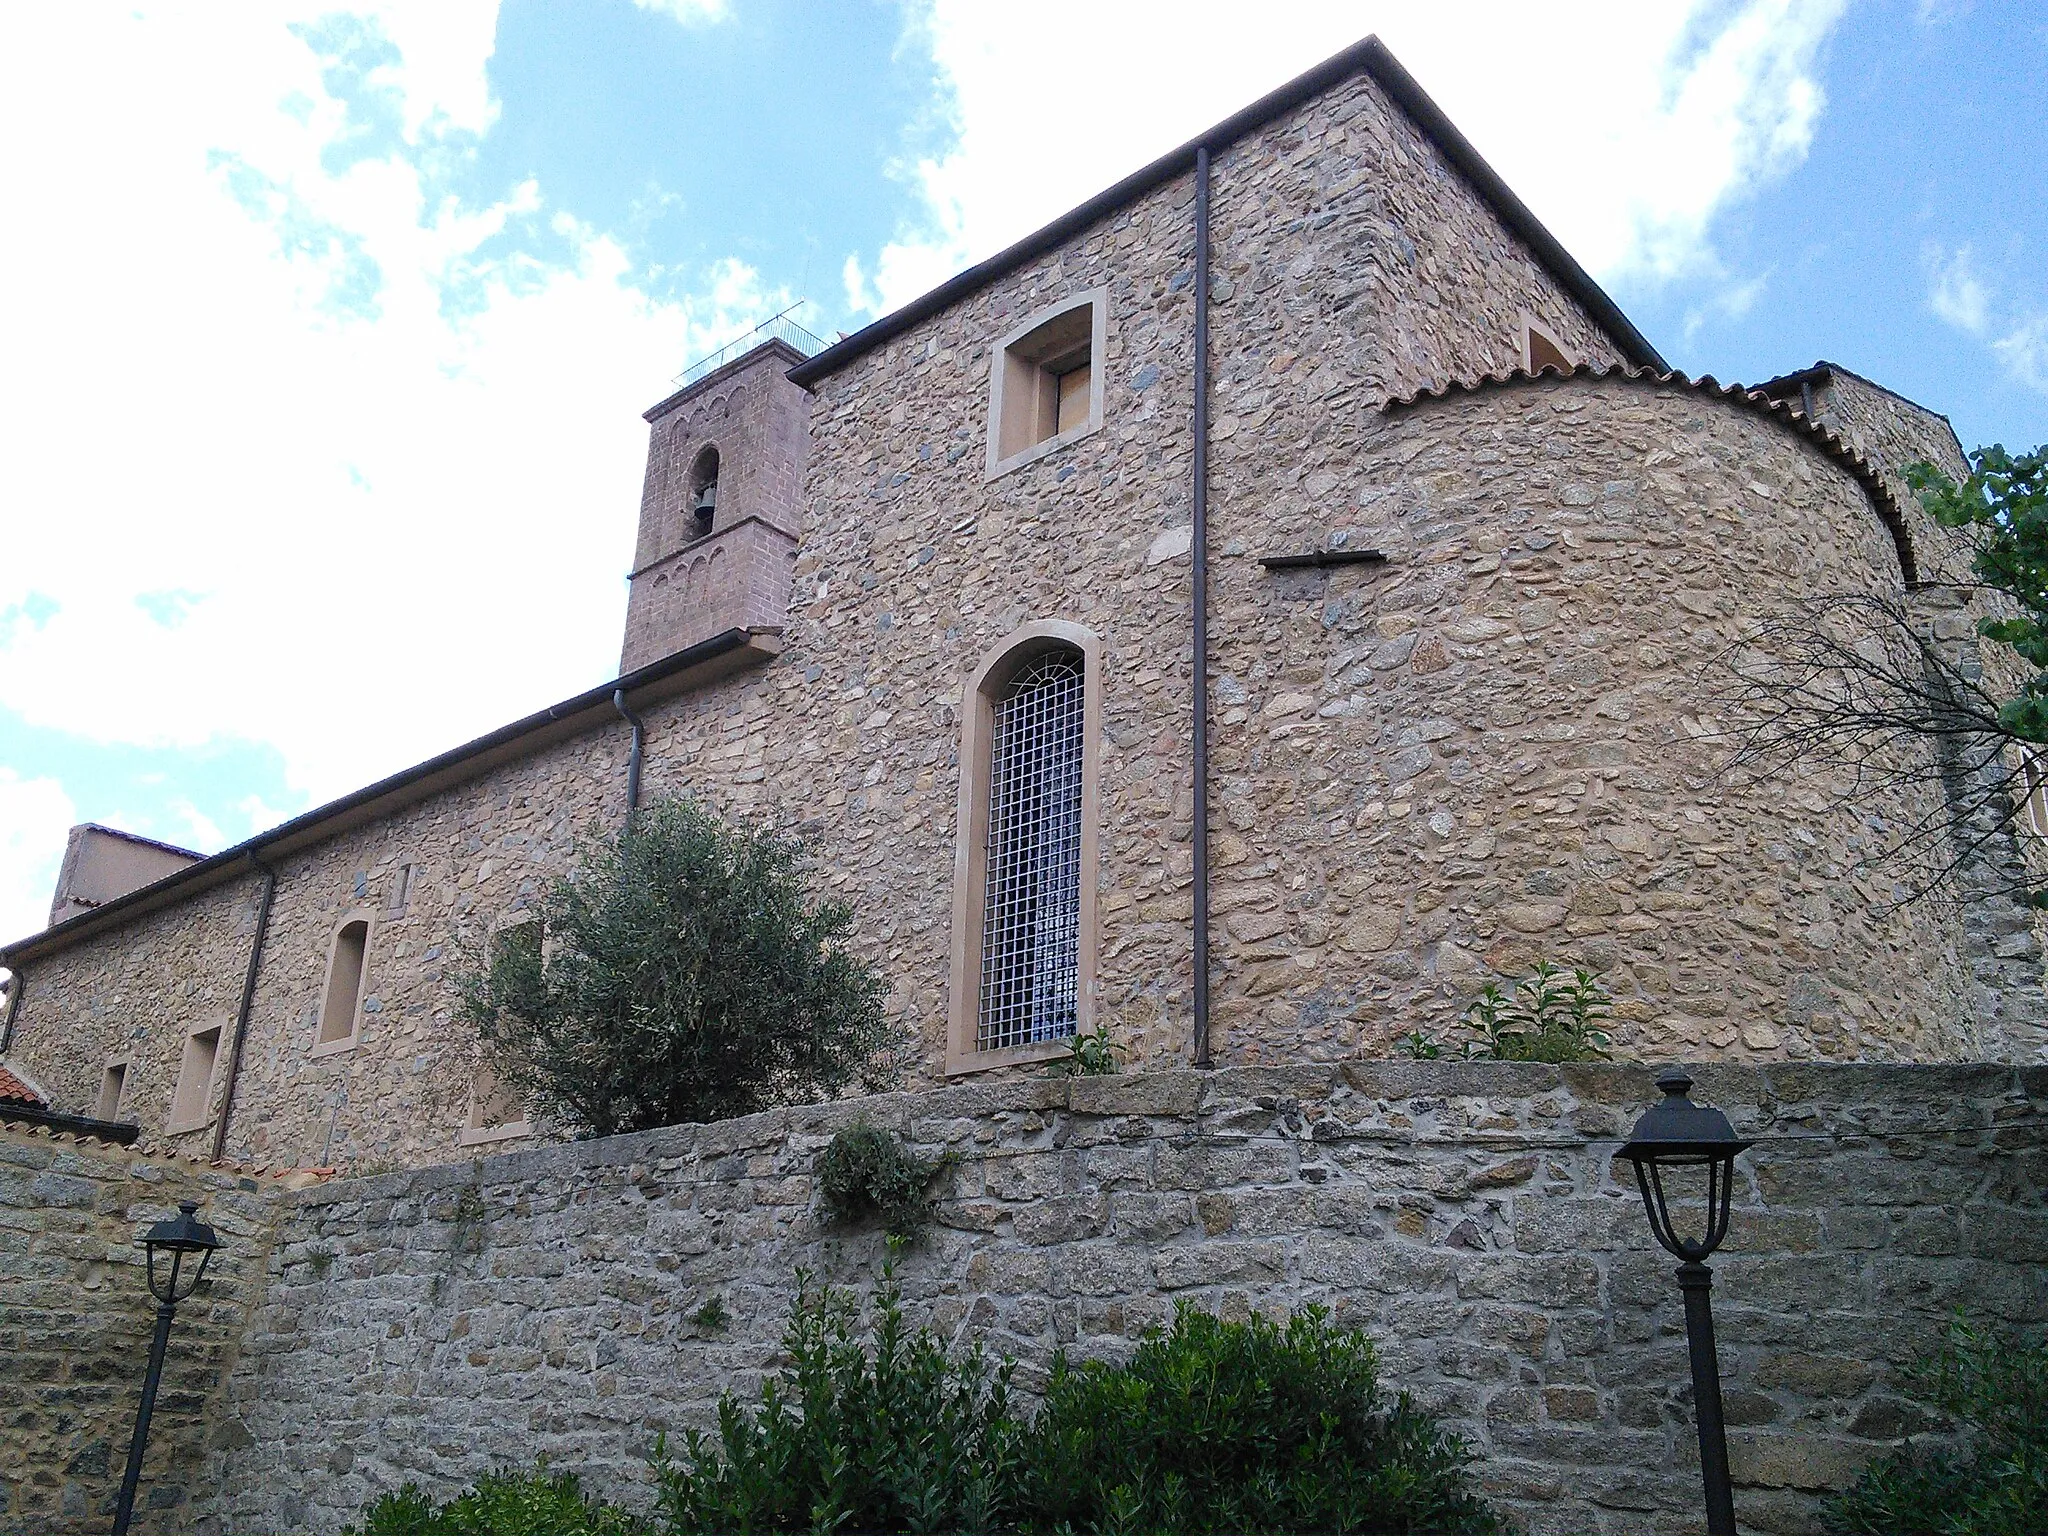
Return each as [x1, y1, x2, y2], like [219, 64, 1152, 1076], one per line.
[787, 36, 1664, 390]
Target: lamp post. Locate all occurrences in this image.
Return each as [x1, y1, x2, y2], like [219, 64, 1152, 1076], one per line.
[112, 1199, 221, 1536]
[1615, 1068, 1754, 1536]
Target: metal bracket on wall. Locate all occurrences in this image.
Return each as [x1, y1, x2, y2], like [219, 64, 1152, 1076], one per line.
[1257, 549, 1389, 571]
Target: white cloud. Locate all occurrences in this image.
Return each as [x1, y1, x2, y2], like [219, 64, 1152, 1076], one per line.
[1930, 245, 1992, 334]
[0, 771, 75, 946]
[0, 4, 783, 834]
[1925, 242, 2048, 398]
[633, 0, 732, 23]
[1994, 317, 2048, 396]
[849, 0, 1848, 316]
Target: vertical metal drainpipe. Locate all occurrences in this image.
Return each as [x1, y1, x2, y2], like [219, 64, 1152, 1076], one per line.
[210, 857, 276, 1164]
[1192, 145, 1213, 1070]
[613, 688, 646, 815]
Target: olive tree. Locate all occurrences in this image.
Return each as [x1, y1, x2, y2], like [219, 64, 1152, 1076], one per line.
[458, 796, 897, 1137]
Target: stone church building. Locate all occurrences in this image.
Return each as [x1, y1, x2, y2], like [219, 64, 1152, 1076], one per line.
[4, 35, 2043, 1175]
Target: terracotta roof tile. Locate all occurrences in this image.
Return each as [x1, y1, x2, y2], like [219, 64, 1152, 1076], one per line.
[0, 1063, 47, 1106]
[1381, 363, 1918, 585]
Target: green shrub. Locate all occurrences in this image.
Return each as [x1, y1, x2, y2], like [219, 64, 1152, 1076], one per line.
[1823, 1317, 2048, 1536]
[349, 1469, 649, 1536]
[1026, 1303, 1500, 1535]
[1044, 1022, 1122, 1077]
[455, 796, 898, 1137]
[352, 1270, 1501, 1536]
[1399, 960, 1614, 1064]
[815, 1122, 952, 1239]
[652, 1258, 1025, 1534]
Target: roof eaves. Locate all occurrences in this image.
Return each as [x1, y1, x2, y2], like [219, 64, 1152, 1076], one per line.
[787, 36, 1663, 390]
[1757, 359, 1968, 464]
[1383, 362, 1918, 587]
[0, 626, 775, 968]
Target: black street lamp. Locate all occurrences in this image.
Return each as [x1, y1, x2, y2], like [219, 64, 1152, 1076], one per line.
[1616, 1068, 1754, 1536]
[112, 1199, 221, 1536]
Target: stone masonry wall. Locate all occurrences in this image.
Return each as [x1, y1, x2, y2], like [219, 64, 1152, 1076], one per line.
[192, 1062, 2048, 1536]
[1813, 369, 2048, 1061]
[1198, 377, 1976, 1065]
[0, 1125, 308, 1534]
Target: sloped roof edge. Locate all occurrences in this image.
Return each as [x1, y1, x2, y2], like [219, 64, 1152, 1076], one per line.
[787, 36, 1665, 389]
[1758, 359, 1968, 465]
[1383, 362, 1918, 587]
[0, 627, 775, 969]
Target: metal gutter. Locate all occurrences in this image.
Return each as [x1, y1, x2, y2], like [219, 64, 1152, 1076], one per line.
[1192, 145, 1213, 1072]
[0, 1099, 140, 1145]
[209, 858, 276, 1164]
[787, 35, 1664, 391]
[1, 626, 773, 968]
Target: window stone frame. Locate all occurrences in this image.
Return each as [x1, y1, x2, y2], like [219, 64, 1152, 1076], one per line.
[312, 908, 375, 1059]
[946, 619, 1104, 1076]
[985, 290, 1108, 479]
[164, 1018, 226, 1135]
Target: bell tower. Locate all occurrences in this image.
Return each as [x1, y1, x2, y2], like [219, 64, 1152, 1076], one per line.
[620, 335, 813, 673]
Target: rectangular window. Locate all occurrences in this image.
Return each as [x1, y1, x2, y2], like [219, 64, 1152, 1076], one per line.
[167, 1025, 221, 1133]
[459, 1061, 529, 1147]
[988, 292, 1105, 473]
[96, 1061, 127, 1122]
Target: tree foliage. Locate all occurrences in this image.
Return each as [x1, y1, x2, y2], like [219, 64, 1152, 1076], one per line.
[1721, 443, 2048, 909]
[1823, 1316, 2048, 1536]
[457, 796, 896, 1138]
[1909, 445, 2048, 743]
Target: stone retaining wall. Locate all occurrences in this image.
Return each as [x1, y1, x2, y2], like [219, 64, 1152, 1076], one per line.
[191, 1062, 2047, 1536]
[0, 1127, 307, 1534]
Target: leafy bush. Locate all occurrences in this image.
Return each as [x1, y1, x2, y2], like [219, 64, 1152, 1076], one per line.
[354, 1268, 1501, 1536]
[456, 796, 898, 1137]
[816, 1122, 953, 1239]
[1398, 960, 1614, 1064]
[1026, 1304, 1500, 1535]
[652, 1259, 1025, 1534]
[1823, 1317, 2048, 1536]
[349, 1469, 649, 1536]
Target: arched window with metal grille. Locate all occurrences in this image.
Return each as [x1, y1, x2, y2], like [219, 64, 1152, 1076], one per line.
[978, 648, 1085, 1049]
[947, 620, 1102, 1074]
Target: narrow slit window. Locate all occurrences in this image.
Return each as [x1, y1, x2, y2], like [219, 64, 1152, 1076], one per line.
[169, 1026, 220, 1131]
[978, 649, 1086, 1050]
[688, 445, 719, 534]
[97, 1061, 127, 1122]
[318, 919, 369, 1046]
[2025, 750, 2048, 839]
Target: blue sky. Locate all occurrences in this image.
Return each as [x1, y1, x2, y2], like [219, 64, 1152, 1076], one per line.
[1, 0, 2043, 944]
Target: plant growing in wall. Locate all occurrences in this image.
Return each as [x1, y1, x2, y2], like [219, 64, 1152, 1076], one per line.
[457, 796, 898, 1138]
[1399, 960, 1614, 1063]
[1043, 1021, 1121, 1077]
[815, 1121, 952, 1239]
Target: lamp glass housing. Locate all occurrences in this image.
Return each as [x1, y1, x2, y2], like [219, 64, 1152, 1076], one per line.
[1616, 1068, 1753, 1264]
[141, 1201, 220, 1304]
